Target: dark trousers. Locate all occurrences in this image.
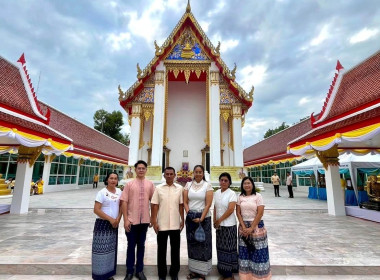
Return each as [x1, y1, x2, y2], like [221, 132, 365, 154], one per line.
[93, 182, 98, 188]
[274, 185, 280, 197]
[287, 185, 294, 198]
[157, 230, 181, 279]
[125, 223, 149, 274]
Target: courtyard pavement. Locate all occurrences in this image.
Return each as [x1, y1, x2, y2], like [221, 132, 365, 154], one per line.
[0, 184, 379, 279]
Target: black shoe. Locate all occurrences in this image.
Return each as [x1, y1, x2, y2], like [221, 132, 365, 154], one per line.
[278, 195, 281, 197]
[136, 272, 147, 280]
[171, 277, 178, 280]
[159, 278, 166, 280]
[124, 274, 133, 280]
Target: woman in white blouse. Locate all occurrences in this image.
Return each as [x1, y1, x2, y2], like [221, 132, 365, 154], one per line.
[184, 165, 213, 280]
[92, 172, 122, 280]
[213, 172, 239, 280]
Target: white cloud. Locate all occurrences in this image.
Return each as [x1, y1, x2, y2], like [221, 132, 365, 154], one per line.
[349, 27, 379, 44]
[199, 20, 210, 33]
[220, 39, 239, 52]
[310, 24, 329, 46]
[240, 64, 268, 90]
[207, 1, 226, 17]
[106, 32, 132, 52]
[298, 97, 311, 106]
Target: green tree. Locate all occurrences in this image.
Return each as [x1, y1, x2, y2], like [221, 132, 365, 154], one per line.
[120, 132, 130, 146]
[263, 122, 289, 139]
[94, 109, 124, 142]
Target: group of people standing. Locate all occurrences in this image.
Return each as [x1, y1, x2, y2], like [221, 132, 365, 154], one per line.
[271, 171, 294, 198]
[91, 160, 271, 280]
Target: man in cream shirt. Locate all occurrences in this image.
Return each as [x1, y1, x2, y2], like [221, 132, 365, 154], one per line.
[271, 171, 281, 197]
[151, 167, 184, 280]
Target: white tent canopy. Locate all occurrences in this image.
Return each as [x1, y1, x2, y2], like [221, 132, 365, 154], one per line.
[291, 152, 380, 199]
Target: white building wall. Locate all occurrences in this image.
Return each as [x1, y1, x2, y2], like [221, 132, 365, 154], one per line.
[221, 120, 230, 166]
[140, 118, 151, 163]
[167, 81, 206, 171]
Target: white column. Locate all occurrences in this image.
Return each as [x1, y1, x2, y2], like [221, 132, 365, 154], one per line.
[325, 165, 346, 216]
[151, 69, 165, 166]
[209, 71, 221, 166]
[128, 103, 142, 166]
[232, 104, 243, 166]
[41, 156, 51, 192]
[10, 162, 33, 214]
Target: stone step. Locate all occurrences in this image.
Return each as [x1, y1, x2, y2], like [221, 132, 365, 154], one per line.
[0, 264, 379, 276]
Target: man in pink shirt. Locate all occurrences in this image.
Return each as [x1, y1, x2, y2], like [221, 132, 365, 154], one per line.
[121, 160, 155, 280]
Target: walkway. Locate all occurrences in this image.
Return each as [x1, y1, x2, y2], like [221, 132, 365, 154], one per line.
[0, 185, 379, 279]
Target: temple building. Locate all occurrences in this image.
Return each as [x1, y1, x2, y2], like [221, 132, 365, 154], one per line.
[118, 2, 253, 182]
[0, 54, 129, 214]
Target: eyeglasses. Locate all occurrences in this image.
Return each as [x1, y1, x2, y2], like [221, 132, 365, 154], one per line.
[219, 179, 229, 182]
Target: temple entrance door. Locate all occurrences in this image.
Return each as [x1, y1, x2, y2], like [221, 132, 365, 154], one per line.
[162, 152, 166, 173]
[205, 152, 210, 174]
[162, 146, 171, 173]
[201, 145, 210, 173]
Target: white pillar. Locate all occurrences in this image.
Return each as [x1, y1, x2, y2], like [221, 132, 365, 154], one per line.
[10, 162, 33, 214]
[209, 71, 221, 166]
[128, 103, 142, 166]
[325, 165, 346, 216]
[151, 69, 165, 166]
[41, 156, 51, 192]
[232, 104, 243, 166]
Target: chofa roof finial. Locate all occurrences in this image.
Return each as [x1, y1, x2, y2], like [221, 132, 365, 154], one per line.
[186, 0, 191, 13]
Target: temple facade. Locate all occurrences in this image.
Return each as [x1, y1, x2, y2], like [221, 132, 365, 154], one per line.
[119, 3, 253, 182]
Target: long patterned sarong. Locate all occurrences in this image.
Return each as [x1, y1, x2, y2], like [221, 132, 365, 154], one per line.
[92, 219, 118, 280]
[238, 220, 271, 280]
[216, 225, 239, 278]
[186, 211, 212, 276]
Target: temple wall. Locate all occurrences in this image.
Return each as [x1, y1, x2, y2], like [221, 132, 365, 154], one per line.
[167, 81, 206, 172]
[140, 118, 151, 163]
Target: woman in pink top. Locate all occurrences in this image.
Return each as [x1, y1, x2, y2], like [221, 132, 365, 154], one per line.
[236, 177, 271, 280]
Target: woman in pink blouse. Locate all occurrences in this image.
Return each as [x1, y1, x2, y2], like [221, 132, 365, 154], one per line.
[236, 177, 271, 280]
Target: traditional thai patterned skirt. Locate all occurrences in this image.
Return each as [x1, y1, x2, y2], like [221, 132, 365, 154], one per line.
[216, 225, 239, 278]
[92, 218, 118, 280]
[186, 211, 212, 276]
[238, 220, 271, 280]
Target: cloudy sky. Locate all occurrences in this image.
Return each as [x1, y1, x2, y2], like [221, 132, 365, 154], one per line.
[1, 0, 380, 148]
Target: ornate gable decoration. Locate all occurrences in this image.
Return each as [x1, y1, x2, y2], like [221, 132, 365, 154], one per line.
[220, 88, 239, 104]
[119, 1, 254, 109]
[166, 27, 209, 61]
[133, 87, 154, 103]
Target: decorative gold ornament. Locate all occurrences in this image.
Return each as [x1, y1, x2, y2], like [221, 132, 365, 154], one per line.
[315, 145, 339, 170]
[17, 145, 42, 167]
[137, 63, 142, 79]
[154, 40, 164, 56]
[181, 42, 195, 59]
[155, 71, 165, 85]
[248, 86, 254, 101]
[230, 63, 237, 80]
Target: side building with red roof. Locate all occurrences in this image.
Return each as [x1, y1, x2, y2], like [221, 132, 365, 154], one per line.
[244, 50, 380, 220]
[0, 54, 129, 214]
[243, 118, 313, 187]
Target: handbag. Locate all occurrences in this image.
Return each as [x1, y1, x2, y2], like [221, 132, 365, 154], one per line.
[194, 223, 206, 242]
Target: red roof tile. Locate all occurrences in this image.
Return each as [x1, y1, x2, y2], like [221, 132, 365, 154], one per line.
[291, 107, 380, 147]
[0, 56, 40, 118]
[244, 118, 312, 165]
[0, 112, 70, 143]
[319, 51, 380, 122]
[45, 104, 129, 163]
